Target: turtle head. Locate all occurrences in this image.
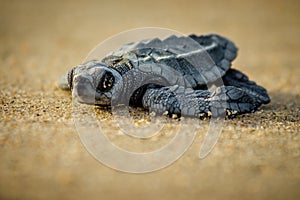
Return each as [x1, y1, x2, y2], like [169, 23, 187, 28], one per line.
[58, 61, 122, 106]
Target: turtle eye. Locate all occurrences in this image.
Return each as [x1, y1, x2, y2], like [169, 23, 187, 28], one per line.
[96, 71, 115, 92]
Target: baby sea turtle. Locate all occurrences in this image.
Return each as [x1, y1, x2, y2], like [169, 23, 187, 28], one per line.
[58, 34, 270, 118]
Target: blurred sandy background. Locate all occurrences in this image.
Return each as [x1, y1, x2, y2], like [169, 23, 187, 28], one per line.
[0, 0, 299, 199]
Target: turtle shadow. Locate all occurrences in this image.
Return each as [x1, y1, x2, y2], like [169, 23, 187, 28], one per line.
[254, 91, 299, 123]
[264, 92, 299, 111]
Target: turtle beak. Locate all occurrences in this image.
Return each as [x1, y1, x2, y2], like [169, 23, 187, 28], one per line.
[72, 74, 111, 106]
[72, 74, 96, 104]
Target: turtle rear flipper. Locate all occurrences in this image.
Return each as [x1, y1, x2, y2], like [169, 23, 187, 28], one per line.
[189, 34, 238, 72]
[222, 69, 271, 104]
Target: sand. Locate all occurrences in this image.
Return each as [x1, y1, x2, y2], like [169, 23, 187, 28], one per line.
[0, 0, 299, 199]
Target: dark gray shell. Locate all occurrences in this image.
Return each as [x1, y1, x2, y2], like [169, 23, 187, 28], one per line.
[102, 34, 238, 88]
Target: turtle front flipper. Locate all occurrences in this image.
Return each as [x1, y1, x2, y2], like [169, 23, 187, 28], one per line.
[142, 85, 260, 119]
[57, 67, 76, 91]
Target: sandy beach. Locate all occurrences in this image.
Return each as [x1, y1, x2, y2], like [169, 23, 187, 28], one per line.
[0, 0, 299, 199]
